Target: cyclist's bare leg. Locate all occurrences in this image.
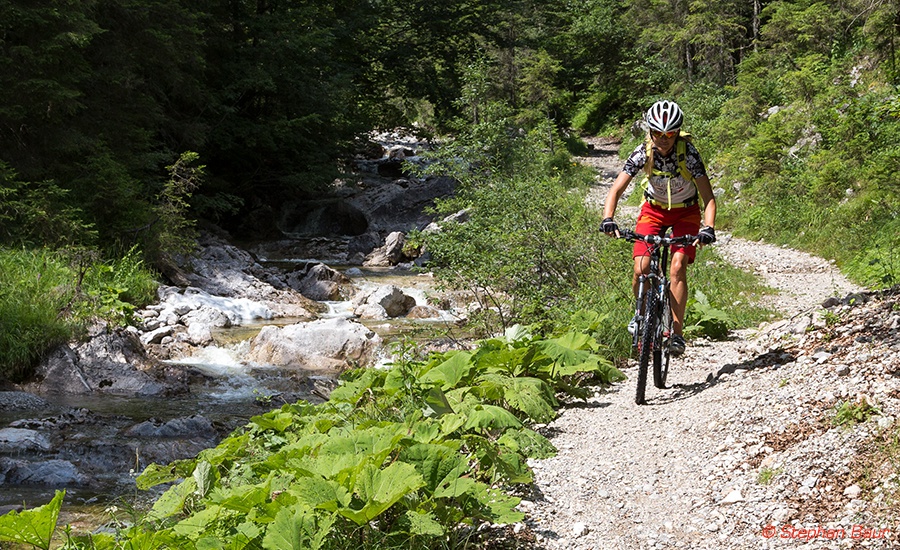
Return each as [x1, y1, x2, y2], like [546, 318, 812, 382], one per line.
[632, 256, 651, 296]
[669, 252, 689, 335]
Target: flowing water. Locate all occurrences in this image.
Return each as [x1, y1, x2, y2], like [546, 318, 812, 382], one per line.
[0, 267, 460, 511]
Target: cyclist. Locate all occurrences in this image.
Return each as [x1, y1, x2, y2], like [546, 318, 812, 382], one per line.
[601, 100, 717, 356]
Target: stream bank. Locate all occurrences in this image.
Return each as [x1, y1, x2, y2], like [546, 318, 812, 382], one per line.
[0, 131, 471, 510]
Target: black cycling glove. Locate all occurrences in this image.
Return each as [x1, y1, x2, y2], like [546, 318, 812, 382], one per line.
[601, 217, 619, 235]
[697, 226, 716, 245]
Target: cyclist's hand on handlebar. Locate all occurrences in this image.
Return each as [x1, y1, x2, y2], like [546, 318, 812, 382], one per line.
[696, 226, 716, 246]
[601, 217, 620, 237]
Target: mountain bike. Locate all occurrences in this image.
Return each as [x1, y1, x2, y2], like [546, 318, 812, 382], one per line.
[619, 228, 698, 405]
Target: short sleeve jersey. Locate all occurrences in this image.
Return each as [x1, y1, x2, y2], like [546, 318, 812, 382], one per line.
[622, 139, 708, 205]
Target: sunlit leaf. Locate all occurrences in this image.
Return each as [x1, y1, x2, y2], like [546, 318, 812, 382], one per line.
[0, 489, 63, 550]
[404, 510, 445, 536]
[339, 462, 424, 525]
[262, 505, 334, 550]
[419, 351, 473, 389]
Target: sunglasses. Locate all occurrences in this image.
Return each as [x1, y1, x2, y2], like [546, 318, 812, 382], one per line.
[650, 129, 678, 139]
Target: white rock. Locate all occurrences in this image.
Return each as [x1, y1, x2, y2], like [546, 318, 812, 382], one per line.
[572, 522, 589, 537]
[720, 488, 744, 505]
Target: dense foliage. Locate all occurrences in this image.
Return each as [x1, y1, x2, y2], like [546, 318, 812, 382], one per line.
[2, 0, 898, 281]
[0, 328, 624, 549]
[699, 1, 900, 288]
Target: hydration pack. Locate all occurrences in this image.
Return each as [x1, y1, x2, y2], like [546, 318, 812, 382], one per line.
[643, 130, 694, 183]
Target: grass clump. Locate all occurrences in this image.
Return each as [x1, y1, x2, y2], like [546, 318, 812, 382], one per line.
[758, 466, 783, 485]
[0, 248, 76, 379]
[833, 399, 881, 428]
[0, 246, 157, 381]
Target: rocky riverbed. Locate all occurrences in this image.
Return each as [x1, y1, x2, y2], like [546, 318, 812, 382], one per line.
[0, 130, 464, 509]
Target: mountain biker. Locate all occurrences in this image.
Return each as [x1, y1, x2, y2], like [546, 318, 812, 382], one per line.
[600, 100, 717, 356]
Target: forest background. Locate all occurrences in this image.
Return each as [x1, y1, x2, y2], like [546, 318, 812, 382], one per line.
[1, 0, 900, 374]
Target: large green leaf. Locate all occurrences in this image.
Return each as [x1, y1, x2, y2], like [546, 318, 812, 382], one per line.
[328, 369, 386, 403]
[555, 355, 602, 376]
[338, 461, 425, 525]
[475, 374, 557, 423]
[197, 521, 261, 550]
[146, 477, 198, 521]
[262, 505, 334, 550]
[463, 404, 522, 431]
[399, 443, 466, 493]
[434, 474, 479, 499]
[211, 481, 271, 513]
[537, 332, 595, 366]
[173, 504, 229, 539]
[318, 424, 406, 466]
[403, 510, 445, 536]
[503, 324, 532, 343]
[419, 351, 473, 390]
[288, 476, 351, 511]
[286, 452, 362, 485]
[424, 387, 455, 417]
[193, 460, 214, 499]
[135, 462, 181, 490]
[198, 434, 251, 466]
[497, 428, 556, 459]
[472, 346, 530, 377]
[410, 417, 442, 443]
[251, 410, 295, 433]
[476, 486, 525, 525]
[493, 448, 532, 484]
[0, 489, 63, 550]
[439, 413, 466, 435]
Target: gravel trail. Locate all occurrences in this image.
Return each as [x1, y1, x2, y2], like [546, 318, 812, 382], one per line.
[519, 138, 899, 549]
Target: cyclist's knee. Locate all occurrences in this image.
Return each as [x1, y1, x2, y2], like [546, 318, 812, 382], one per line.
[634, 256, 650, 276]
[670, 256, 688, 280]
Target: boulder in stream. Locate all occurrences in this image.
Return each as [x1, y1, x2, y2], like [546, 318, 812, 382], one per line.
[246, 318, 382, 372]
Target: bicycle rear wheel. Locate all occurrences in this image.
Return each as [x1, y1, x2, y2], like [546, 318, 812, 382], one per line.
[652, 289, 672, 389]
[635, 288, 658, 405]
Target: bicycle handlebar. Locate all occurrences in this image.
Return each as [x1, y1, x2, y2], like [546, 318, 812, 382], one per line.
[618, 228, 698, 246]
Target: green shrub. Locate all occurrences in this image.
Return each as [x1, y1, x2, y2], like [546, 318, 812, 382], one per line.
[0, 162, 96, 248]
[77, 246, 159, 326]
[421, 119, 614, 337]
[0, 246, 158, 380]
[833, 399, 880, 428]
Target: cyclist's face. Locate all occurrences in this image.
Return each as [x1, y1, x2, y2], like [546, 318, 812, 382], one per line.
[650, 129, 677, 154]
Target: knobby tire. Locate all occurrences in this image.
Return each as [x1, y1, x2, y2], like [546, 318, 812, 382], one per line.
[636, 288, 658, 405]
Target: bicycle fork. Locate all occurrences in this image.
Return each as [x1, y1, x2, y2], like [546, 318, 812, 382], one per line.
[632, 273, 655, 349]
[633, 273, 670, 350]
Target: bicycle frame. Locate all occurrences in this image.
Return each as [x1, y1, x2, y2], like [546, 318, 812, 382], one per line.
[620, 228, 696, 404]
[632, 241, 669, 348]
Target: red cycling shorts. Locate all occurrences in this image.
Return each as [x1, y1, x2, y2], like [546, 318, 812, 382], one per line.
[633, 202, 702, 263]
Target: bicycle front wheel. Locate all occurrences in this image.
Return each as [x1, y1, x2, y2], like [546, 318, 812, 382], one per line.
[636, 288, 658, 405]
[653, 288, 672, 389]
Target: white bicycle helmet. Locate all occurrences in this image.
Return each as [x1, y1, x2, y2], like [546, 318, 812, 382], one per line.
[645, 100, 684, 132]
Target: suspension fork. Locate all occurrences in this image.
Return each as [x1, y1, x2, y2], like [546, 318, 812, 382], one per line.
[658, 243, 674, 329]
[632, 271, 660, 347]
[634, 246, 662, 346]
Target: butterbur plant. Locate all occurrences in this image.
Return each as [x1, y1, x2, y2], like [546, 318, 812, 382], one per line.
[0, 490, 63, 549]
[1, 326, 622, 549]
